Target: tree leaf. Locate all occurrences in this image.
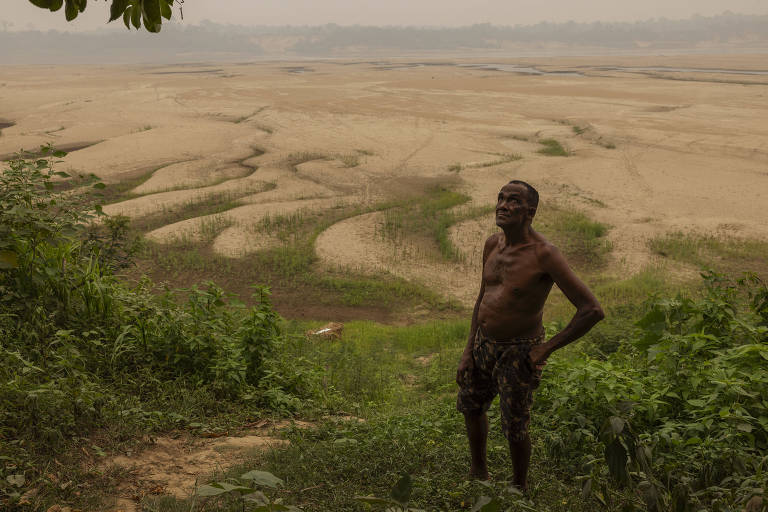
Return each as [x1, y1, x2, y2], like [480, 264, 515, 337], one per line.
[28, 0, 56, 9]
[109, 0, 130, 21]
[123, 7, 132, 29]
[64, 0, 78, 21]
[604, 438, 628, 484]
[0, 250, 19, 270]
[142, 0, 162, 31]
[240, 470, 284, 488]
[131, 4, 141, 29]
[608, 416, 625, 436]
[390, 473, 412, 505]
[160, 0, 172, 20]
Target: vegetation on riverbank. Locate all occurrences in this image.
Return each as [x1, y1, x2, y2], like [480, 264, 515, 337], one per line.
[1, 151, 766, 511]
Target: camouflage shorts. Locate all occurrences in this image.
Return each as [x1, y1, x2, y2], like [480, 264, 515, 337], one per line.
[457, 328, 544, 442]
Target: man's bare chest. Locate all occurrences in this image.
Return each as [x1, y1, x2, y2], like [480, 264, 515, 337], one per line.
[483, 248, 546, 292]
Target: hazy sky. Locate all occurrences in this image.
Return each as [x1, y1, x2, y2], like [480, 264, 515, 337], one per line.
[4, 0, 767, 31]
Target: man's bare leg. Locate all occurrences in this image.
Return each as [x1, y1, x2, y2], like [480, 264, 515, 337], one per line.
[464, 411, 489, 479]
[508, 434, 531, 491]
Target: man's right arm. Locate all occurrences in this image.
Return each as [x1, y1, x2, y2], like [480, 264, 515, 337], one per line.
[456, 235, 495, 386]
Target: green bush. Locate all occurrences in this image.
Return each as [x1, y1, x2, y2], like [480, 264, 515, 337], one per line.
[537, 271, 768, 510]
[0, 151, 289, 503]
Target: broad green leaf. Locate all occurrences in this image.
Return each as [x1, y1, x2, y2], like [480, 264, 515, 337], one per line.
[64, 0, 78, 21]
[390, 473, 412, 505]
[240, 470, 283, 488]
[28, 0, 56, 8]
[160, 0, 172, 20]
[736, 423, 753, 433]
[604, 438, 628, 483]
[123, 7, 132, 29]
[196, 484, 228, 496]
[686, 399, 706, 407]
[608, 416, 625, 436]
[131, 4, 141, 29]
[6, 474, 25, 487]
[581, 478, 592, 499]
[0, 250, 19, 270]
[110, 0, 130, 21]
[685, 437, 702, 445]
[216, 482, 255, 493]
[471, 495, 501, 512]
[142, 0, 162, 31]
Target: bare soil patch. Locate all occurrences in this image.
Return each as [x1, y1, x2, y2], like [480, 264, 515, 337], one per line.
[2, 56, 767, 307]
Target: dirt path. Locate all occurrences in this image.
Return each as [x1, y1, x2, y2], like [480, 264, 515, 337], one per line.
[104, 420, 312, 511]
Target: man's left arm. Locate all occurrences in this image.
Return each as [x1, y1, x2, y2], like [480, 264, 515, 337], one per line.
[529, 244, 605, 365]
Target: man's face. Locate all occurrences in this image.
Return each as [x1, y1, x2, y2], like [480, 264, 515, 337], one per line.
[495, 183, 534, 228]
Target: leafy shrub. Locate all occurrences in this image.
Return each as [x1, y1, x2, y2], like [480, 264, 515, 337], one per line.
[0, 151, 289, 503]
[536, 271, 768, 510]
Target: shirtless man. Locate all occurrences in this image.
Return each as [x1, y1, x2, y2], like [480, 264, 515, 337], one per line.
[456, 180, 604, 490]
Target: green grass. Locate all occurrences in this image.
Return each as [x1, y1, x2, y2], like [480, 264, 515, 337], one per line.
[649, 231, 768, 277]
[336, 153, 361, 168]
[142, 313, 650, 512]
[537, 138, 569, 156]
[377, 187, 472, 262]
[535, 204, 612, 269]
[135, 194, 463, 315]
[132, 183, 274, 233]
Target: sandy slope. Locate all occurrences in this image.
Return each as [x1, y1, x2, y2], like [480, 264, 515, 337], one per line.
[2, 56, 767, 304]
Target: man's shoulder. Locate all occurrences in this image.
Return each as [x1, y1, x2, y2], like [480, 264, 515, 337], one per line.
[530, 232, 561, 261]
[483, 232, 504, 250]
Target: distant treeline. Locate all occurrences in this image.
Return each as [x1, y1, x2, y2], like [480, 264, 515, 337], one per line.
[1, 12, 767, 63]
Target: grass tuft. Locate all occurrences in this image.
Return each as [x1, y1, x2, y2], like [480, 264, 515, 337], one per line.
[537, 138, 569, 156]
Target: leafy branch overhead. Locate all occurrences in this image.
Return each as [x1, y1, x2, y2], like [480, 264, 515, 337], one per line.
[27, 0, 180, 33]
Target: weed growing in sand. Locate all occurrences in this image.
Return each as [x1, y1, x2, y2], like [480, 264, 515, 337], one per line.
[251, 210, 309, 242]
[378, 187, 470, 262]
[471, 152, 522, 168]
[132, 185, 271, 233]
[356, 149, 375, 156]
[447, 163, 462, 172]
[337, 153, 361, 168]
[537, 138, 569, 156]
[572, 125, 587, 135]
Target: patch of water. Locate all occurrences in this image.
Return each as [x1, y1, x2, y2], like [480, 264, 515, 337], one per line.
[603, 66, 768, 76]
[459, 63, 583, 76]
